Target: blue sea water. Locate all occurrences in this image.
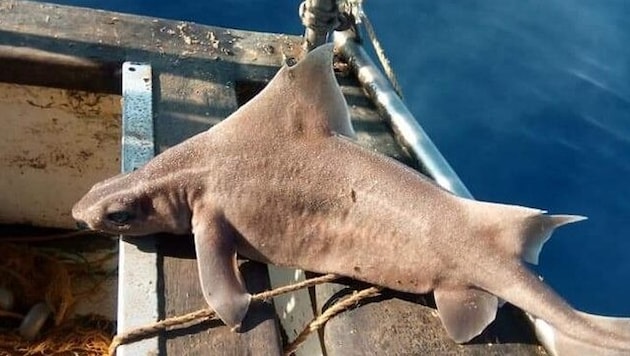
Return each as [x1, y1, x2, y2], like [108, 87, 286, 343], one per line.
[45, 1, 630, 316]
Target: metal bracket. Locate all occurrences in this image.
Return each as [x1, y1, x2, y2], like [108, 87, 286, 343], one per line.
[118, 62, 159, 355]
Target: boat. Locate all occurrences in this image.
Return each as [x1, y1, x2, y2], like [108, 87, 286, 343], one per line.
[0, 1, 545, 354]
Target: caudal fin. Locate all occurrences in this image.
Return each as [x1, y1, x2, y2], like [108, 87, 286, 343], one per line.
[530, 312, 630, 356]
[521, 214, 587, 265]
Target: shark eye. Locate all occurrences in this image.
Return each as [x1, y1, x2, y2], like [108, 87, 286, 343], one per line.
[106, 211, 135, 225]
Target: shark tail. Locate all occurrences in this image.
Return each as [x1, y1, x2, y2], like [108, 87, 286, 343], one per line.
[516, 213, 630, 354]
[520, 214, 587, 265]
[530, 312, 630, 356]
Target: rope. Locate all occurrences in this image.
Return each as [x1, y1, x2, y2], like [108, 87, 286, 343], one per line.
[283, 286, 382, 355]
[360, 12, 404, 98]
[108, 273, 340, 356]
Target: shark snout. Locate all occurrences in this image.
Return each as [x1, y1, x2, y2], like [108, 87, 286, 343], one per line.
[71, 198, 94, 231]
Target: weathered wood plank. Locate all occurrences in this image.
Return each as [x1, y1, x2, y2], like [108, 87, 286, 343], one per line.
[0, 0, 301, 91]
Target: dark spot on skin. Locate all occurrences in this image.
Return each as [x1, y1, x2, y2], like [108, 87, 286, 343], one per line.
[293, 118, 304, 135]
[396, 280, 402, 284]
[285, 57, 297, 67]
[350, 189, 357, 203]
[353, 266, 361, 273]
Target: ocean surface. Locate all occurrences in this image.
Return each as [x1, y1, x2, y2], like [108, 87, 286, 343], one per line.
[45, 0, 630, 316]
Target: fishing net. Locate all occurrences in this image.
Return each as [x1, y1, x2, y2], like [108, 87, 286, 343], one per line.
[0, 242, 114, 356]
[0, 314, 113, 356]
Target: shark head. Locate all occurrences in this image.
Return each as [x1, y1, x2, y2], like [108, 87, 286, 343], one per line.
[72, 171, 192, 236]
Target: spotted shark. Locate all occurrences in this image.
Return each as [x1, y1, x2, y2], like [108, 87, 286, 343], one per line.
[72, 44, 630, 355]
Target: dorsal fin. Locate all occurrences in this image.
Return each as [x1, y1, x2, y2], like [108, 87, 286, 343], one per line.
[472, 200, 587, 265]
[520, 214, 587, 264]
[224, 43, 354, 139]
[281, 43, 354, 138]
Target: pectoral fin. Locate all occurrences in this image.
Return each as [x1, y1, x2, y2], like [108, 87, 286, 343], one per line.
[434, 287, 498, 343]
[193, 212, 251, 331]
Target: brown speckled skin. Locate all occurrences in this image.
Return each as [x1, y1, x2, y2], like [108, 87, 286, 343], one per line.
[72, 45, 630, 353]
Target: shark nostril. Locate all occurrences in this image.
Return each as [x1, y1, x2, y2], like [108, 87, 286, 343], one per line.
[76, 221, 89, 230]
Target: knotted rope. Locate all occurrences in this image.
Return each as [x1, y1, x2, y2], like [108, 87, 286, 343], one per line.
[108, 273, 382, 356]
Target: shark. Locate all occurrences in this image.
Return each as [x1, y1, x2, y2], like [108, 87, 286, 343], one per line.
[72, 44, 630, 355]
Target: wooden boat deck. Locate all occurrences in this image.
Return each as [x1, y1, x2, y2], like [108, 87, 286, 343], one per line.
[0, 1, 545, 354]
